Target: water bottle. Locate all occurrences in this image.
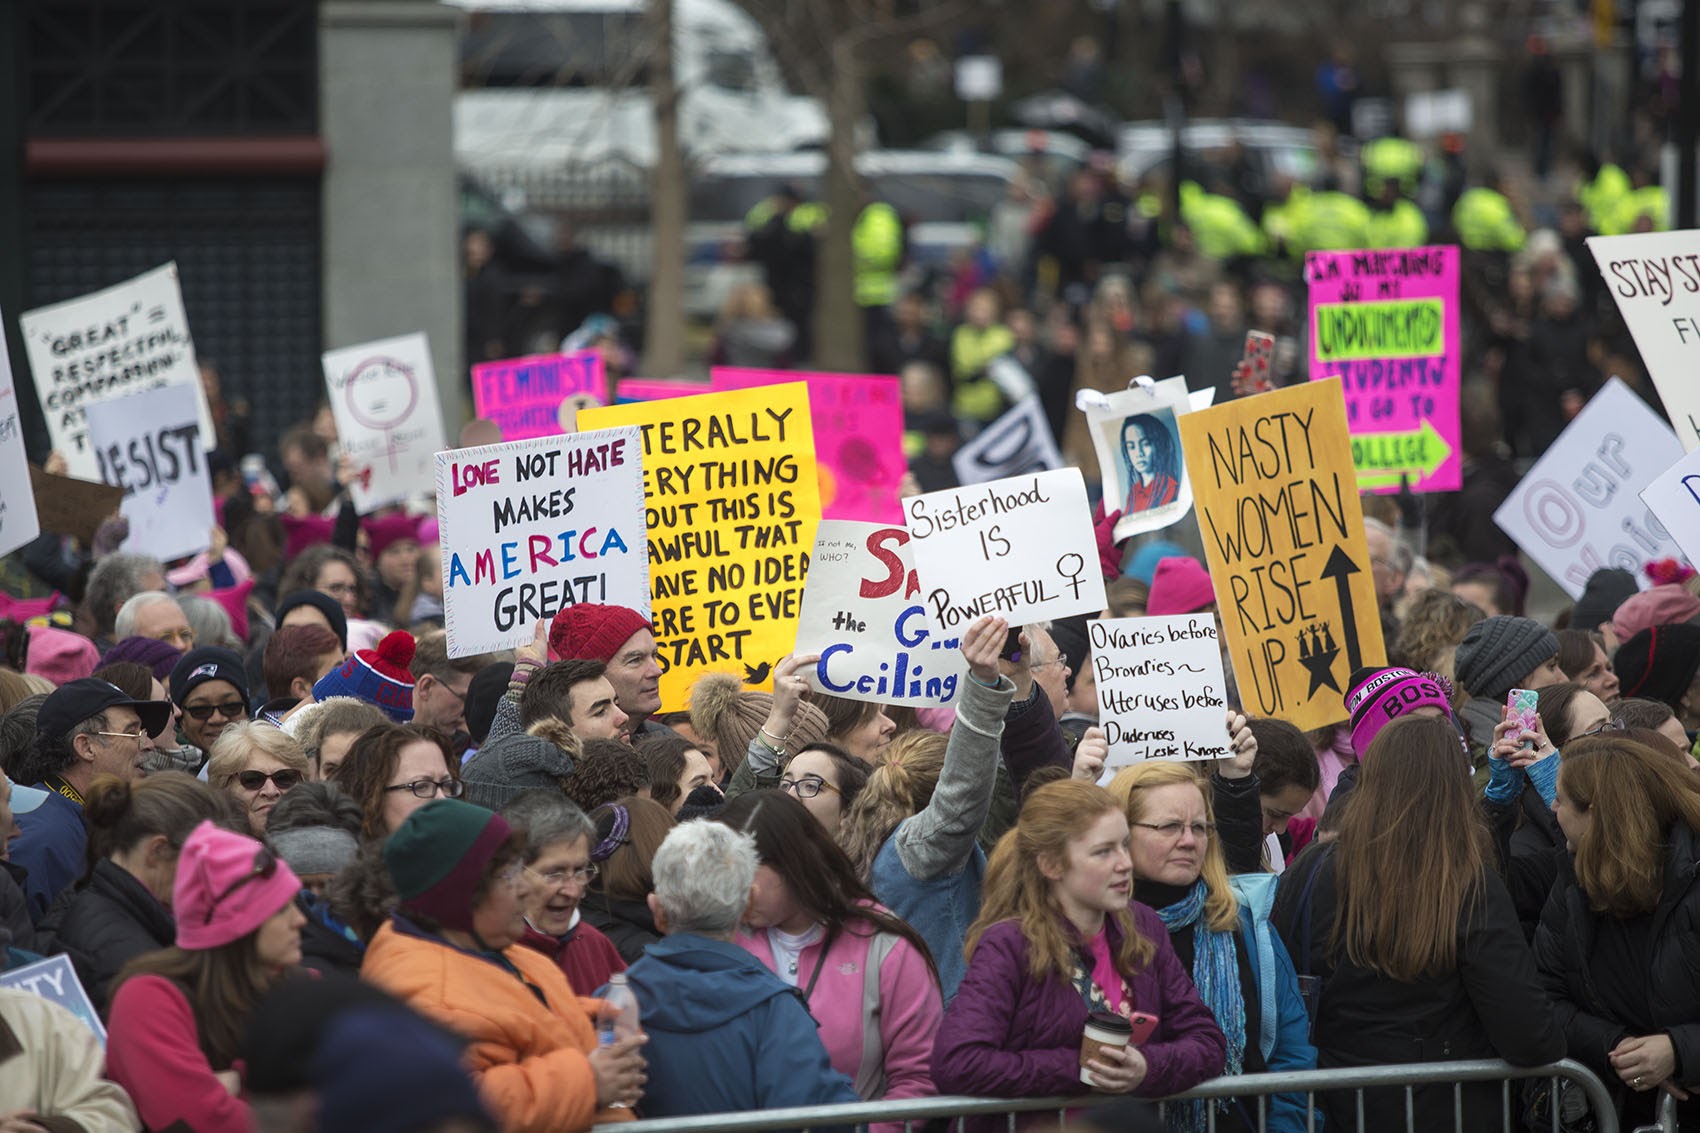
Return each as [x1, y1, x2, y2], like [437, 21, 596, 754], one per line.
[597, 972, 641, 1108]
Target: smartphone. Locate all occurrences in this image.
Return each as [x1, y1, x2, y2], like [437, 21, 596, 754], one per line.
[1506, 688, 1540, 749]
[1127, 1011, 1160, 1045]
[999, 626, 1024, 663]
[1241, 331, 1276, 393]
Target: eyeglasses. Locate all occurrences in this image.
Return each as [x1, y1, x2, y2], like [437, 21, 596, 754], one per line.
[184, 701, 247, 722]
[1028, 655, 1066, 671]
[780, 774, 839, 800]
[1577, 717, 1627, 739]
[94, 729, 147, 746]
[496, 862, 527, 889]
[1133, 821, 1216, 841]
[527, 863, 598, 886]
[203, 845, 278, 924]
[383, 777, 465, 800]
[234, 769, 305, 792]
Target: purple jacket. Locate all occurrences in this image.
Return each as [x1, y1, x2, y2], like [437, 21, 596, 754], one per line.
[933, 903, 1226, 1112]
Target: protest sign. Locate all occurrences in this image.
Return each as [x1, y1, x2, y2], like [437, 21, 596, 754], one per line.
[1177, 377, 1387, 731]
[578, 383, 822, 709]
[472, 351, 607, 441]
[614, 378, 707, 403]
[1091, 615, 1230, 767]
[952, 395, 1064, 486]
[0, 953, 106, 1043]
[0, 330, 40, 559]
[1083, 382, 1194, 541]
[1306, 245, 1462, 493]
[28, 466, 123, 549]
[322, 333, 447, 513]
[436, 427, 650, 657]
[19, 263, 214, 481]
[712, 368, 905, 523]
[1587, 230, 1700, 450]
[1497, 378, 1684, 598]
[1641, 445, 1700, 568]
[83, 383, 214, 563]
[904, 467, 1107, 632]
[793, 520, 968, 707]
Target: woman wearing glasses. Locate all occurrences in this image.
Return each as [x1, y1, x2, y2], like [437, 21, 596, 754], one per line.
[780, 744, 869, 839]
[499, 790, 626, 994]
[167, 647, 251, 770]
[330, 723, 463, 842]
[206, 722, 310, 835]
[1106, 761, 1316, 1133]
[1270, 715, 1563, 1132]
[725, 789, 943, 1112]
[106, 821, 307, 1133]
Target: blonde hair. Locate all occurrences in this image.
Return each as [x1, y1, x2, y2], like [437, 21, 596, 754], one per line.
[968, 780, 1154, 980]
[206, 722, 310, 790]
[840, 730, 946, 878]
[1105, 762, 1239, 932]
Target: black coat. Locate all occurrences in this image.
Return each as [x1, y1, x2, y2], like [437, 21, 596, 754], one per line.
[1272, 844, 1564, 1131]
[0, 862, 35, 954]
[582, 891, 660, 964]
[1505, 786, 1564, 941]
[1534, 823, 1700, 1124]
[35, 859, 173, 1014]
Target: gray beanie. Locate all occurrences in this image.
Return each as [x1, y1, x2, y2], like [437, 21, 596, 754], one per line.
[270, 826, 360, 878]
[459, 733, 575, 811]
[1453, 615, 1558, 702]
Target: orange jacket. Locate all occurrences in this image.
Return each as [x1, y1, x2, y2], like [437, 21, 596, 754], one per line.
[362, 920, 631, 1132]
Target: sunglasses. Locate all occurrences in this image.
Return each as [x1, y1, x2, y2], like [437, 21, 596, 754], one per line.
[203, 845, 279, 924]
[234, 769, 304, 792]
[184, 700, 247, 722]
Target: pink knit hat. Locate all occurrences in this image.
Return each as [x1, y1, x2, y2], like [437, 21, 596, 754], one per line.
[25, 626, 100, 686]
[174, 821, 302, 950]
[1611, 584, 1700, 643]
[1146, 557, 1216, 616]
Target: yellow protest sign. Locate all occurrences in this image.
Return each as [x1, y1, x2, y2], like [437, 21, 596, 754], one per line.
[578, 383, 821, 710]
[1176, 377, 1386, 731]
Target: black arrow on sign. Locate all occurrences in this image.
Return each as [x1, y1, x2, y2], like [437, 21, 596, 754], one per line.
[1320, 545, 1365, 673]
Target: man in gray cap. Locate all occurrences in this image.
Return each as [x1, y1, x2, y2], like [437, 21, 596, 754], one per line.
[1453, 615, 1563, 759]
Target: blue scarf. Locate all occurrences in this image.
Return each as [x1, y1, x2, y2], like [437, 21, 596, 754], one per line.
[1156, 879, 1245, 1133]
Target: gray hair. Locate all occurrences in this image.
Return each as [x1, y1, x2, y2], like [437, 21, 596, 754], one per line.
[1363, 517, 1414, 575]
[500, 790, 597, 863]
[651, 820, 757, 939]
[178, 595, 237, 650]
[113, 591, 179, 640]
[86, 553, 166, 637]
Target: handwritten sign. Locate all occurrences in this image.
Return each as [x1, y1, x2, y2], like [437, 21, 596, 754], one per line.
[83, 383, 214, 563]
[953, 395, 1064, 486]
[1177, 377, 1386, 731]
[1497, 378, 1683, 599]
[1587, 230, 1700, 450]
[436, 428, 650, 658]
[1084, 383, 1194, 541]
[0, 953, 106, 1044]
[1307, 246, 1462, 493]
[615, 377, 707, 403]
[1091, 615, 1229, 766]
[0, 322, 40, 559]
[904, 467, 1107, 632]
[18, 263, 214, 481]
[793, 520, 967, 707]
[472, 351, 607, 441]
[28, 466, 123, 549]
[712, 368, 905, 523]
[1641, 445, 1700, 568]
[323, 332, 447, 513]
[578, 384, 822, 710]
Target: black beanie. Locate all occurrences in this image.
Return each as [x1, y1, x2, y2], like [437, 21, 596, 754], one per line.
[276, 590, 349, 652]
[464, 661, 514, 746]
[1614, 624, 1700, 711]
[1571, 568, 1638, 634]
[1453, 615, 1558, 702]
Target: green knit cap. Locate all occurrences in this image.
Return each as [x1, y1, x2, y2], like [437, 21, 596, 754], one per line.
[383, 799, 512, 933]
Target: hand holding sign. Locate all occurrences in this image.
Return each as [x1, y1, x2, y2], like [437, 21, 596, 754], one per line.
[1217, 710, 1258, 779]
[761, 653, 821, 750]
[961, 615, 1008, 686]
[1073, 726, 1108, 782]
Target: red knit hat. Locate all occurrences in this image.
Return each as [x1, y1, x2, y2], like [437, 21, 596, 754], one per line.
[1146, 556, 1215, 616]
[549, 604, 651, 663]
[363, 513, 423, 560]
[312, 630, 416, 721]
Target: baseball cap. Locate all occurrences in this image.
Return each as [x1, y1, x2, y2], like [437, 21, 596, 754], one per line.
[34, 678, 173, 743]
[1, 769, 49, 815]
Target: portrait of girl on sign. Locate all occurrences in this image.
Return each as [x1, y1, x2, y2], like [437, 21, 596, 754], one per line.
[1084, 381, 1195, 543]
[1119, 411, 1181, 514]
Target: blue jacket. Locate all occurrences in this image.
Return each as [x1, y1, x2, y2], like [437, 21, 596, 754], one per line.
[11, 790, 86, 922]
[1231, 873, 1318, 1133]
[614, 934, 859, 1124]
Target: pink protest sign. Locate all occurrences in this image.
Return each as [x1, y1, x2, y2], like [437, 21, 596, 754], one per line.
[614, 378, 709, 403]
[1306, 245, 1462, 494]
[711, 368, 905, 522]
[471, 351, 607, 440]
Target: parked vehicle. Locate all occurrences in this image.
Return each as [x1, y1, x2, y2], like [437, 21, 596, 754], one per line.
[1117, 119, 1320, 189]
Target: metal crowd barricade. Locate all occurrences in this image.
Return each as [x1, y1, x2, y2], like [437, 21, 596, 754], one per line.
[593, 1059, 1621, 1133]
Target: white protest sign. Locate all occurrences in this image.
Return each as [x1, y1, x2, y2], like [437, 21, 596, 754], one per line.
[323, 333, 447, 513]
[1495, 378, 1683, 599]
[19, 263, 214, 481]
[0, 324, 41, 559]
[953, 396, 1063, 486]
[794, 520, 968, 707]
[905, 467, 1108, 632]
[1091, 615, 1229, 766]
[1639, 446, 1700, 567]
[83, 383, 214, 563]
[436, 427, 649, 657]
[0, 953, 105, 1044]
[1587, 230, 1700, 450]
[1084, 382, 1194, 542]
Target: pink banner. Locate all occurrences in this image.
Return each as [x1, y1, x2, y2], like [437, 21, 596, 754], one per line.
[711, 368, 905, 523]
[471, 351, 606, 440]
[1306, 245, 1462, 494]
[614, 378, 710, 403]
